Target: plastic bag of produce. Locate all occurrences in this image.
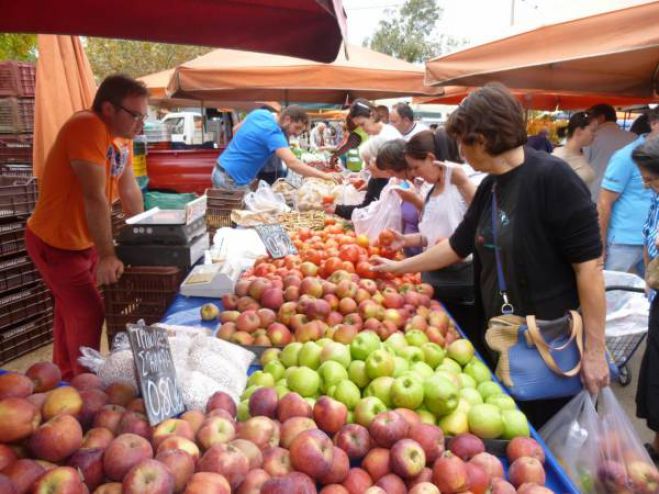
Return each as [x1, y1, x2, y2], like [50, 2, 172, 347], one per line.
[352, 183, 402, 239]
[594, 387, 659, 494]
[244, 181, 290, 213]
[540, 390, 600, 492]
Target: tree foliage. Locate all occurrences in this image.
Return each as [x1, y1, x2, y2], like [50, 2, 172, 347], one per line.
[365, 0, 465, 63]
[85, 38, 211, 80]
[0, 34, 38, 61]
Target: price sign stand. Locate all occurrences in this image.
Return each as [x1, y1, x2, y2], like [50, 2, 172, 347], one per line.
[254, 224, 298, 259]
[127, 324, 185, 425]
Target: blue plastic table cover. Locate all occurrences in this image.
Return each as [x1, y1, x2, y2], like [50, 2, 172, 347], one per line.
[160, 293, 578, 494]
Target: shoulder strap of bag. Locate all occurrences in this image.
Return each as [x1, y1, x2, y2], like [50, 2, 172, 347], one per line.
[525, 310, 583, 377]
[491, 183, 514, 315]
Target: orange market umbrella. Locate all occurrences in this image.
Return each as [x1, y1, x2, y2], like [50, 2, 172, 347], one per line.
[424, 2, 659, 99]
[138, 69, 279, 112]
[32, 35, 96, 179]
[0, 0, 347, 63]
[414, 87, 658, 111]
[164, 43, 442, 104]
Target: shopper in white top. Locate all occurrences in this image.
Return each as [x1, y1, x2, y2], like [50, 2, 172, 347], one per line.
[389, 102, 429, 142]
[585, 103, 636, 199]
[348, 98, 402, 165]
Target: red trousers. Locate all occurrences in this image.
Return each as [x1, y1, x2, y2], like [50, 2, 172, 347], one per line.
[25, 227, 104, 380]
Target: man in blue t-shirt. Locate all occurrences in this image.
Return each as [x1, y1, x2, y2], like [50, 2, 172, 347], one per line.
[212, 105, 336, 190]
[598, 108, 659, 275]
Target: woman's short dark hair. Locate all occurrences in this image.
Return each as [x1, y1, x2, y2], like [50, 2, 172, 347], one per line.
[558, 111, 592, 139]
[375, 139, 407, 172]
[405, 130, 438, 160]
[445, 83, 527, 156]
[349, 98, 379, 122]
[632, 135, 659, 175]
[92, 74, 148, 113]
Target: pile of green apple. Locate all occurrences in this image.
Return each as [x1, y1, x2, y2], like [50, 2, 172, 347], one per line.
[240, 330, 531, 441]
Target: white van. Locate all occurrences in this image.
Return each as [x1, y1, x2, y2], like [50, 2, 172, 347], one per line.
[160, 112, 214, 145]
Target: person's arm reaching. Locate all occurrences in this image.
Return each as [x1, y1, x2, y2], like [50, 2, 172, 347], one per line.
[371, 238, 462, 274]
[333, 178, 388, 218]
[573, 258, 610, 394]
[117, 163, 144, 217]
[70, 160, 124, 285]
[277, 147, 338, 182]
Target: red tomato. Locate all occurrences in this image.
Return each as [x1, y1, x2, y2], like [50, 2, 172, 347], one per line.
[341, 261, 355, 273]
[302, 249, 323, 266]
[298, 228, 312, 241]
[339, 244, 361, 264]
[379, 229, 395, 247]
[356, 261, 376, 279]
[324, 257, 343, 276]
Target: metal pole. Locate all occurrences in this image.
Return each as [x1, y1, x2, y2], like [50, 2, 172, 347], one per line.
[510, 0, 515, 25]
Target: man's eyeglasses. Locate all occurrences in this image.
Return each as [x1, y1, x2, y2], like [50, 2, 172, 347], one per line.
[114, 103, 147, 122]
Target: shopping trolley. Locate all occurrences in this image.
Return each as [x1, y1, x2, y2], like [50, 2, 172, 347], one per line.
[604, 271, 649, 386]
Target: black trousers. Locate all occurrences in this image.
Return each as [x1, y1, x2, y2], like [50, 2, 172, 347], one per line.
[636, 296, 659, 432]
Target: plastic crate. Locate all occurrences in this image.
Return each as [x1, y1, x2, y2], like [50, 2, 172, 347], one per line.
[103, 266, 182, 344]
[0, 164, 32, 178]
[0, 283, 52, 331]
[0, 99, 19, 134]
[0, 62, 36, 98]
[15, 99, 34, 134]
[0, 313, 53, 366]
[0, 255, 39, 294]
[0, 219, 26, 258]
[0, 135, 32, 165]
[0, 176, 37, 217]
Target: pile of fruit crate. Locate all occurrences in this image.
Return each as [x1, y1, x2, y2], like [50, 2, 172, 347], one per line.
[0, 61, 54, 365]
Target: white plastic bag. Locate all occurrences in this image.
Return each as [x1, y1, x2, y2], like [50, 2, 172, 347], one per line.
[244, 181, 290, 213]
[604, 270, 649, 338]
[540, 390, 600, 493]
[418, 166, 467, 247]
[352, 183, 402, 239]
[332, 183, 366, 206]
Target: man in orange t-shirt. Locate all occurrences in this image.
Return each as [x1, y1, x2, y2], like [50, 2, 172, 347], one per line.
[26, 74, 147, 379]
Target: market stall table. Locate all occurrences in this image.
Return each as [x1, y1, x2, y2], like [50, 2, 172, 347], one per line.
[159, 291, 580, 493]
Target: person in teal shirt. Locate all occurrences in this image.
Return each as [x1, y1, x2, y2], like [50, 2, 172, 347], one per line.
[598, 108, 659, 275]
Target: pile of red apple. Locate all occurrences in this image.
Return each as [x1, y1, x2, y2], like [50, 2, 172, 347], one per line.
[204, 223, 464, 348]
[0, 359, 557, 494]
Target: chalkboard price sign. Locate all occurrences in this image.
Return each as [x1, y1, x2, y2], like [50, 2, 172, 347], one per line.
[254, 224, 298, 259]
[127, 324, 185, 425]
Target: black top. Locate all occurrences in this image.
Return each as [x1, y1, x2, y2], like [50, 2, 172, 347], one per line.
[335, 178, 389, 220]
[449, 147, 602, 321]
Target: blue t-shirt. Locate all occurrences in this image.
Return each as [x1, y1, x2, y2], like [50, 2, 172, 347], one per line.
[601, 135, 652, 245]
[218, 109, 289, 185]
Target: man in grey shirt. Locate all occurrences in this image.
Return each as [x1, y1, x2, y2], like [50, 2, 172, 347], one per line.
[585, 103, 636, 200]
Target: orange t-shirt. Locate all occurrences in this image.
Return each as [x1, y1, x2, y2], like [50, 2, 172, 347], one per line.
[28, 111, 131, 251]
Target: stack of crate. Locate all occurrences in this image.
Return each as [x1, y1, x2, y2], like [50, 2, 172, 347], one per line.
[0, 61, 54, 365]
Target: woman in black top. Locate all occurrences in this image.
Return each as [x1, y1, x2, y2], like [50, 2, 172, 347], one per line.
[372, 83, 609, 427]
